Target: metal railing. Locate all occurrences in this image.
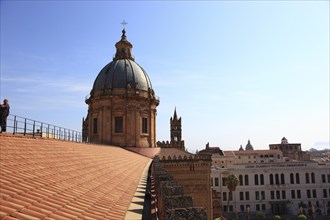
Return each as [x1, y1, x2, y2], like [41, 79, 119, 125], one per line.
[4, 114, 82, 142]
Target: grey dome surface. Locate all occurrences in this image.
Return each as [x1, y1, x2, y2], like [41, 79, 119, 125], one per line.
[92, 59, 152, 92]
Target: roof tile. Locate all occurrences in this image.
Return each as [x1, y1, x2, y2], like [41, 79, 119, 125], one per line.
[0, 134, 151, 219]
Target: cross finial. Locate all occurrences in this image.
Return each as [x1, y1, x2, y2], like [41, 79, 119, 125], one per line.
[121, 20, 128, 29]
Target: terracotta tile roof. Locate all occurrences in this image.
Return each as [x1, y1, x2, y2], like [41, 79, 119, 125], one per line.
[0, 135, 151, 220]
[223, 149, 282, 156]
[124, 147, 161, 158]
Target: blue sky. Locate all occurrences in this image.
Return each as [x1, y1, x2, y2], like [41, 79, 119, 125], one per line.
[1, 1, 329, 152]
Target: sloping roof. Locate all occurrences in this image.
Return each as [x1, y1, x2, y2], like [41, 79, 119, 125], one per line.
[0, 134, 151, 220]
[124, 147, 161, 158]
[223, 149, 282, 156]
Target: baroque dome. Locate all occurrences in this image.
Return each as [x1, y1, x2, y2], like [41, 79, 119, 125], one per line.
[92, 59, 152, 91]
[91, 29, 152, 92]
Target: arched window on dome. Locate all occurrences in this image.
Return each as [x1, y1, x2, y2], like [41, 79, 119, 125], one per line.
[93, 118, 98, 134]
[142, 117, 148, 134]
[115, 117, 123, 133]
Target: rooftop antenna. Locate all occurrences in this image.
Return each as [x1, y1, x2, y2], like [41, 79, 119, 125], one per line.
[121, 20, 128, 29]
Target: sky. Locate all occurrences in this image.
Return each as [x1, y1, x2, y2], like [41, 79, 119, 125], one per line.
[1, 1, 329, 152]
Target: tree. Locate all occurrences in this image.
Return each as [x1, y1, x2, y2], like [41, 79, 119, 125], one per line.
[225, 174, 240, 213]
[297, 214, 307, 220]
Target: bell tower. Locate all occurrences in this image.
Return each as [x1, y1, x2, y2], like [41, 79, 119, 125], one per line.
[170, 108, 182, 142]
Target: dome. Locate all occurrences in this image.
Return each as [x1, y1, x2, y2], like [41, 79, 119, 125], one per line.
[92, 59, 152, 91]
[245, 140, 254, 151]
[91, 29, 152, 92]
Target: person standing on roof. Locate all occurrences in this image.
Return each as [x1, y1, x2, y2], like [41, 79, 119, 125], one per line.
[0, 99, 10, 133]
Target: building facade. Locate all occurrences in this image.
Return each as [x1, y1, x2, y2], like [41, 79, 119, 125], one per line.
[212, 161, 330, 216]
[207, 139, 330, 217]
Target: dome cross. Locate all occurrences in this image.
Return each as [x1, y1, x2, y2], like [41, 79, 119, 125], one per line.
[121, 20, 128, 29]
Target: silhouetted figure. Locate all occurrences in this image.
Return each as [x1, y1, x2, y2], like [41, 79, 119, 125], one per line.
[0, 99, 10, 132]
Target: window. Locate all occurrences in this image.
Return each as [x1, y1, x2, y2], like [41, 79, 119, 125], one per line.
[240, 192, 244, 200]
[261, 191, 265, 200]
[240, 205, 245, 212]
[306, 173, 310, 184]
[245, 175, 249, 186]
[223, 192, 227, 201]
[276, 190, 280, 199]
[222, 177, 227, 186]
[275, 174, 280, 185]
[262, 204, 266, 210]
[255, 191, 260, 200]
[311, 172, 315, 183]
[312, 189, 317, 198]
[328, 174, 330, 183]
[115, 117, 123, 133]
[297, 190, 301, 199]
[255, 174, 259, 185]
[256, 204, 260, 211]
[307, 190, 311, 198]
[93, 118, 98, 134]
[323, 189, 328, 198]
[296, 173, 300, 184]
[142, 117, 148, 134]
[291, 190, 296, 199]
[290, 173, 294, 184]
[270, 174, 274, 185]
[215, 178, 219, 186]
[282, 190, 286, 199]
[260, 174, 264, 185]
[322, 174, 326, 183]
[271, 191, 274, 200]
[281, 174, 285, 184]
[239, 175, 243, 185]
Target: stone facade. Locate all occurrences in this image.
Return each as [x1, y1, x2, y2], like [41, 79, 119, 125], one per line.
[269, 137, 310, 161]
[159, 154, 213, 220]
[152, 157, 208, 220]
[207, 139, 330, 217]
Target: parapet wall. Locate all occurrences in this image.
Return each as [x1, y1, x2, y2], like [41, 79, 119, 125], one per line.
[157, 140, 185, 150]
[151, 157, 207, 220]
[158, 154, 212, 161]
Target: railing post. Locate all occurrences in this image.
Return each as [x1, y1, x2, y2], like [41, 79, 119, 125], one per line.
[53, 126, 56, 139]
[13, 115, 17, 135]
[32, 120, 35, 137]
[47, 124, 50, 138]
[40, 122, 43, 137]
[24, 118, 27, 136]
